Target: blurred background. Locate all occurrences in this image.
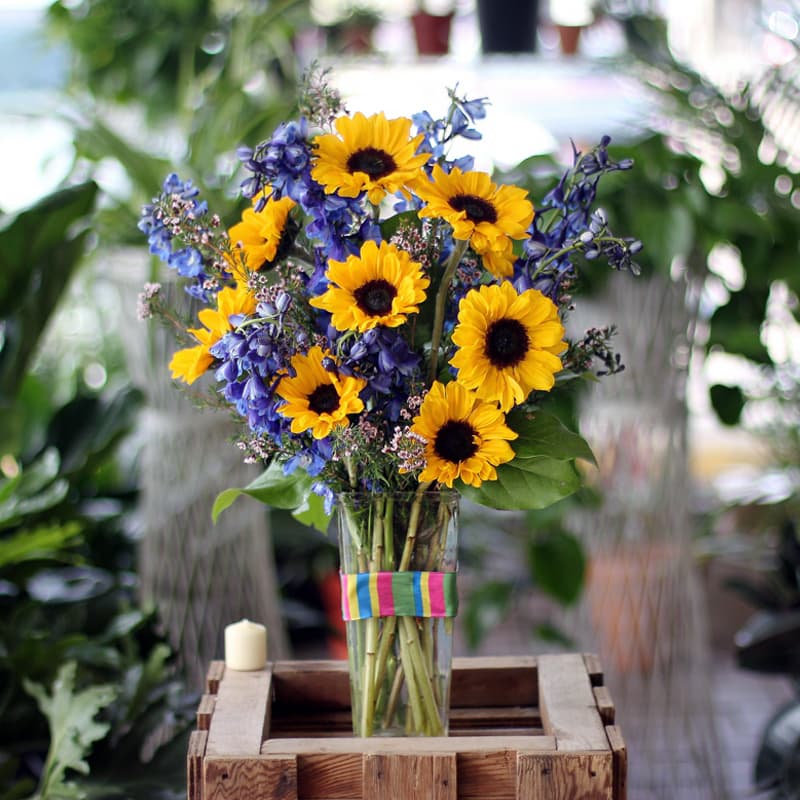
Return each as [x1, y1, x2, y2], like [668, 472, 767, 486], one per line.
[1, 0, 800, 798]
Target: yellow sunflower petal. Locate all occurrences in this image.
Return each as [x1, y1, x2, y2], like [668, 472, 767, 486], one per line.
[449, 282, 566, 411]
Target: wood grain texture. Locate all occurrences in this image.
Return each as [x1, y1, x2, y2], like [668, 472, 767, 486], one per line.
[538, 654, 608, 752]
[582, 654, 604, 687]
[206, 661, 225, 694]
[592, 686, 615, 726]
[451, 656, 538, 708]
[262, 735, 556, 756]
[518, 752, 613, 800]
[363, 753, 456, 800]
[273, 660, 351, 711]
[197, 694, 216, 731]
[606, 725, 627, 800]
[187, 730, 208, 800]
[206, 667, 272, 757]
[204, 755, 297, 800]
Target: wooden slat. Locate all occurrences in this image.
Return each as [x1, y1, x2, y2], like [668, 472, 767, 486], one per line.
[583, 654, 604, 687]
[262, 735, 556, 756]
[187, 730, 208, 800]
[204, 755, 297, 800]
[206, 667, 272, 757]
[273, 660, 351, 711]
[206, 661, 225, 694]
[606, 726, 627, 800]
[517, 752, 614, 799]
[592, 686, 615, 726]
[363, 753, 456, 800]
[451, 656, 538, 708]
[197, 694, 216, 731]
[537, 654, 608, 752]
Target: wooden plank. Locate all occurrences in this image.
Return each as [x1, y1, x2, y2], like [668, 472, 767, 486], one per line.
[204, 755, 297, 800]
[363, 752, 456, 800]
[592, 686, 615, 726]
[262, 735, 556, 756]
[451, 656, 538, 708]
[606, 726, 627, 800]
[187, 730, 208, 800]
[206, 661, 225, 694]
[537, 654, 608, 752]
[206, 667, 272, 757]
[197, 694, 216, 731]
[517, 752, 614, 799]
[457, 750, 517, 800]
[582, 654, 604, 687]
[273, 660, 351, 711]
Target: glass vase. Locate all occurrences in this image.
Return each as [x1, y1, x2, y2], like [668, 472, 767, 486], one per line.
[336, 490, 459, 737]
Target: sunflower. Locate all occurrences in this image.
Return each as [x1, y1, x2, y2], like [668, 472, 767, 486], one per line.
[411, 381, 517, 488]
[311, 112, 430, 205]
[227, 193, 297, 281]
[276, 346, 367, 439]
[169, 283, 257, 385]
[309, 240, 429, 332]
[415, 165, 533, 278]
[450, 282, 566, 412]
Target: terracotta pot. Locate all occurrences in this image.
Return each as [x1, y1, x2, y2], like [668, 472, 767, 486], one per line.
[412, 10, 453, 55]
[557, 24, 582, 56]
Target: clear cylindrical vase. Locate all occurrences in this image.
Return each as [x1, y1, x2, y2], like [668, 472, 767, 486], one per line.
[336, 490, 459, 737]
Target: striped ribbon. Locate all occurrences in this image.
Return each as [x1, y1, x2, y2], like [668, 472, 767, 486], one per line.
[340, 571, 458, 621]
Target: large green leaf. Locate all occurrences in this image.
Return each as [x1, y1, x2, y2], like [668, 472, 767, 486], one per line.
[528, 529, 586, 605]
[212, 462, 333, 533]
[0, 181, 98, 410]
[505, 408, 596, 464]
[458, 456, 582, 510]
[0, 523, 82, 568]
[23, 661, 116, 799]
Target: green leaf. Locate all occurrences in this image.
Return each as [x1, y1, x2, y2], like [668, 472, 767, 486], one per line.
[528, 529, 586, 605]
[379, 209, 419, 241]
[0, 522, 82, 568]
[23, 661, 116, 799]
[458, 456, 581, 511]
[291, 490, 333, 534]
[0, 182, 98, 407]
[506, 408, 596, 464]
[213, 462, 333, 533]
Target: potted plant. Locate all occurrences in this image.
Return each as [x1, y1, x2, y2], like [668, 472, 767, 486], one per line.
[411, 1, 454, 56]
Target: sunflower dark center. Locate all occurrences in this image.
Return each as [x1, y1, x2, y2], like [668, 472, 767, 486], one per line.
[308, 383, 340, 415]
[347, 147, 397, 179]
[448, 193, 498, 224]
[434, 420, 478, 464]
[485, 318, 530, 368]
[353, 279, 397, 316]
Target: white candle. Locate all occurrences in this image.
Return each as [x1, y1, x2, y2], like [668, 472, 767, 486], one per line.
[224, 619, 267, 671]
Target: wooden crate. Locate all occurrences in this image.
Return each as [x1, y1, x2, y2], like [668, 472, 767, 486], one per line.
[188, 654, 626, 800]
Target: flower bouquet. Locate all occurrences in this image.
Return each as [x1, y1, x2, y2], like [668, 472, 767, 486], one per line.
[138, 72, 640, 737]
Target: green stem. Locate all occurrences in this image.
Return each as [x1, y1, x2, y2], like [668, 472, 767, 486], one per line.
[397, 621, 425, 732]
[428, 239, 469, 385]
[398, 482, 432, 572]
[400, 616, 443, 735]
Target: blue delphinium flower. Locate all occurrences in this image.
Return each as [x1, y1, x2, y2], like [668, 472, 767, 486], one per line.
[515, 137, 640, 302]
[138, 173, 218, 301]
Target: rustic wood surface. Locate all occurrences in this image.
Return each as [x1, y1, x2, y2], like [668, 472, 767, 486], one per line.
[206, 667, 272, 757]
[197, 694, 216, 731]
[363, 753, 457, 800]
[537, 654, 609, 752]
[592, 686, 616, 726]
[206, 660, 225, 694]
[606, 725, 627, 800]
[189, 655, 625, 800]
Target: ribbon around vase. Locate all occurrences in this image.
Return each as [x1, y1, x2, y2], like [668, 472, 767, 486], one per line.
[340, 570, 458, 621]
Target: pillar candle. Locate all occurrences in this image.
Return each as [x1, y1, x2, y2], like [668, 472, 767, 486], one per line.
[224, 618, 267, 671]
